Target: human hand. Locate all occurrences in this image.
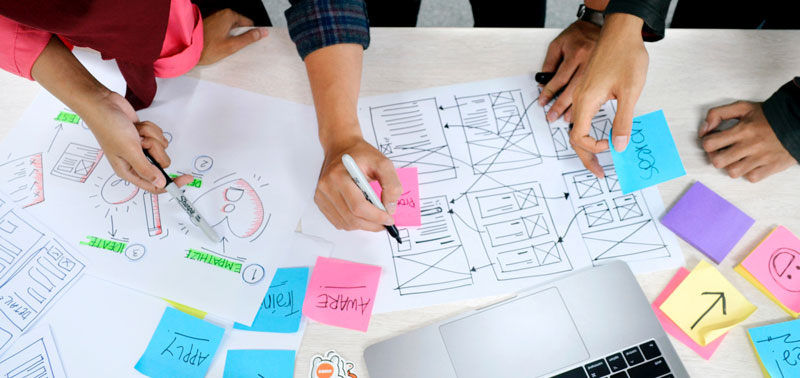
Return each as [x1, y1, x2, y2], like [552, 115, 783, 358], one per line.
[84, 92, 193, 192]
[538, 20, 601, 122]
[198, 9, 268, 66]
[700, 101, 797, 182]
[570, 13, 648, 177]
[315, 135, 402, 231]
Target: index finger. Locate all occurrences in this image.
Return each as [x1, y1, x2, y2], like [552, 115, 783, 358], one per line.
[340, 179, 395, 227]
[570, 90, 607, 154]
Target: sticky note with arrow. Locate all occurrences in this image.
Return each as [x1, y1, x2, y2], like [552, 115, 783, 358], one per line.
[659, 260, 757, 346]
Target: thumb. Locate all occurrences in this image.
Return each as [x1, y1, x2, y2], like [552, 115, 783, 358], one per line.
[371, 160, 402, 215]
[129, 150, 166, 189]
[701, 101, 751, 137]
[611, 96, 636, 153]
[225, 28, 268, 54]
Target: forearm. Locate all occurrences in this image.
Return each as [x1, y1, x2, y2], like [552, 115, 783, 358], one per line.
[304, 43, 364, 152]
[585, 0, 610, 11]
[31, 37, 112, 118]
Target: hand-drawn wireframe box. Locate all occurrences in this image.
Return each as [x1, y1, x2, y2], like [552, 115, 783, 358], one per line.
[465, 182, 572, 281]
[50, 143, 102, 183]
[368, 99, 457, 184]
[387, 196, 472, 295]
[562, 165, 671, 265]
[455, 90, 543, 174]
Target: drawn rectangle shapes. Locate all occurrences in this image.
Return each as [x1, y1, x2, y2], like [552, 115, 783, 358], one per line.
[573, 173, 603, 199]
[50, 143, 102, 183]
[0, 154, 44, 208]
[456, 90, 543, 174]
[582, 200, 613, 228]
[369, 99, 457, 184]
[497, 247, 539, 272]
[388, 196, 471, 295]
[0, 210, 45, 284]
[613, 194, 643, 221]
[475, 188, 539, 219]
[540, 87, 617, 160]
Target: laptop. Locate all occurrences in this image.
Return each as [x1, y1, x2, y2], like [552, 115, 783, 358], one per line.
[364, 261, 688, 378]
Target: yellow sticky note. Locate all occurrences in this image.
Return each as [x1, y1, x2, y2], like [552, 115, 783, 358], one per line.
[659, 260, 757, 346]
[163, 299, 207, 319]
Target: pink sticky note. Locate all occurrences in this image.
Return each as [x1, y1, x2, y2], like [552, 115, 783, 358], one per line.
[741, 226, 800, 312]
[302, 256, 381, 332]
[370, 167, 421, 227]
[652, 267, 726, 360]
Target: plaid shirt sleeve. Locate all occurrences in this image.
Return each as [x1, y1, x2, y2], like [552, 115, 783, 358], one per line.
[285, 0, 370, 60]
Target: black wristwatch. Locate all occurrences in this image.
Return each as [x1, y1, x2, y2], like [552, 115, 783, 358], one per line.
[577, 4, 605, 27]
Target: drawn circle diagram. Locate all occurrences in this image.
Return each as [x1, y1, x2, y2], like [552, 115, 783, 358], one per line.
[163, 132, 173, 143]
[193, 155, 214, 172]
[101, 174, 139, 204]
[242, 264, 265, 284]
[769, 248, 800, 292]
[125, 244, 146, 261]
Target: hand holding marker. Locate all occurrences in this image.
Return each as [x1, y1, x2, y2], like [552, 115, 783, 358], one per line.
[341, 154, 403, 244]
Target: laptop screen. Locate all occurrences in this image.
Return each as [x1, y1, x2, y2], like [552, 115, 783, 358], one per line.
[439, 287, 590, 378]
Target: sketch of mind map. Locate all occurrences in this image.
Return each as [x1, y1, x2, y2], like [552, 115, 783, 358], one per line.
[358, 78, 679, 299]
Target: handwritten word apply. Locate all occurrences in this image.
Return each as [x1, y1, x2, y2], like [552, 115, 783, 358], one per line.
[610, 110, 685, 194]
[135, 307, 224, 378]
[303, 257, 381, 332]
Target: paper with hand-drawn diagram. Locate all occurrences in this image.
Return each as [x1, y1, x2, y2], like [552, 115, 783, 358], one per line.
[0, 51, 322, 324]
[301, 75, 683, 313]
[0, 325, 66, 378]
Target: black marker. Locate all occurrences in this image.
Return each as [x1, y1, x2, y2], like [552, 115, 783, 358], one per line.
[341, 154, 403, 244]
[535, 72, 556, 85]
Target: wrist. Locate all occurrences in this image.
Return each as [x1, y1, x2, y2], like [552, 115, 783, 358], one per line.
[319, 122, 364, 155]
[602, 13, 644, 42]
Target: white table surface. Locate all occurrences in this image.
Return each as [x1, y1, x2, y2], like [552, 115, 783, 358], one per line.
[1, 27, 798, 377]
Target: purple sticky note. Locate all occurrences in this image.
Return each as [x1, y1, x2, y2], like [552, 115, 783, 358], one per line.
[661, 182, 754, 263]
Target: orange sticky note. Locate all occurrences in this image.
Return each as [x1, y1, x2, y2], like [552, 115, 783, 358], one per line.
[652, 268, 726, 360]
[738, 226, 800, 316]
[302, 256, 381, 332]
[370, 167, 421, 227]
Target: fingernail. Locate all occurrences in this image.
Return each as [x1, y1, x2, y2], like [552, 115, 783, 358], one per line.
[384, 216, 395, 226]
[386, 202, 397, 215]
[153, 176, 166, 188]
[613, 136, 629, 152]
[700, 121, 709, 134]
[538, 97, 546, 106]
[564, 112, 572, 123]
[547, 111, 557, 122]
[259, 27, 269, 38]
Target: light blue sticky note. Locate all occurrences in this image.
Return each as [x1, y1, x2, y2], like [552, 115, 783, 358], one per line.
[610, 110, 685, 194]
[135, 307, 225, 378]
[222, 349, 295, 378]
[749, 319, 800, 378]
[233, 267, 309, 333]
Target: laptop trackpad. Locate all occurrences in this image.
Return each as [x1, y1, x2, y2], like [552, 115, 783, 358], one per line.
[439, 287, 589, 378]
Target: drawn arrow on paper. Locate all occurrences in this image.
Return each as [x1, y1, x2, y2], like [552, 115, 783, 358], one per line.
[447, 209, 482, 233]
[470, 263, 494, 272]
[107, 215, 118, 237]
[557, 207, 587, 243]
[221, 236, 228, 253]
[47, 123, 63, 153]
[438, 103, 466, 111]
[691, 292, 727, 330]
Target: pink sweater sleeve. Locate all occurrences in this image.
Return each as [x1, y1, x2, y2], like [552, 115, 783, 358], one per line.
[0, 15, 52, 80]
[153, 0, 204, 79]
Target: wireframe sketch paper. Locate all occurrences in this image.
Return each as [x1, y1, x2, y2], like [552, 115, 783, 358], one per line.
[0, 51, 323, 324]
[370, 167, 421, 227]
[748, 319, 800, 378]
[609, 110, 685, 194]
[659, 260, 756, 346]
[738, 226, 800, 317]
[0, 325, 66, 378]
[300, 75, 684, 313]
[222, 349, 295, 378]
[0, 191, 86, 356]
[135, 307, 225, 378]
[661, 181, 754, 264]
[652, 267, 726, 360]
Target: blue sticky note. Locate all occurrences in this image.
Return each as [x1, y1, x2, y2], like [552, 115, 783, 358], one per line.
[610, 110, 685, 194]
[222, 349, 295, 378]
[234, 267, 309, 333]
[135, 307, 225, 378]
[748, 319, 800, 377]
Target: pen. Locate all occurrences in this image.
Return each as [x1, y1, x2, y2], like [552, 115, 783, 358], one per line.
[535, 72, 555, 85]
[341, 154, 403, 244]
[142, 150, 220, 243]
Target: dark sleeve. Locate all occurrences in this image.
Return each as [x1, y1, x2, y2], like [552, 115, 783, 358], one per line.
[285, 0, 370, 60]
[762, 77, 800, 163]
[604, 0, 672, 42]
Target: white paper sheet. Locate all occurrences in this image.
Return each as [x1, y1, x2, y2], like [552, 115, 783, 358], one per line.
[42, 234, 329, 377]
[0, 191, 86, 356]
[0, 325, 67, 377]
[301, 75, 684, 313]
[0, 51, 323, 324]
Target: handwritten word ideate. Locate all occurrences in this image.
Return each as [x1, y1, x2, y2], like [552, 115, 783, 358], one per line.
[234, 267, 309, 333]
[222, 349, 295, 378]
[659, 260, 756, 346]
[302, 257, 381, 332]
[369, 167, 421, 227]
[135, 307, 225, 378]
[749, 319, 800, 378]
[609, 110, 685, 194]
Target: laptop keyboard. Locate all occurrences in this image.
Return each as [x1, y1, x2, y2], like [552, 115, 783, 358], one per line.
[550, 339, 673, 378]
